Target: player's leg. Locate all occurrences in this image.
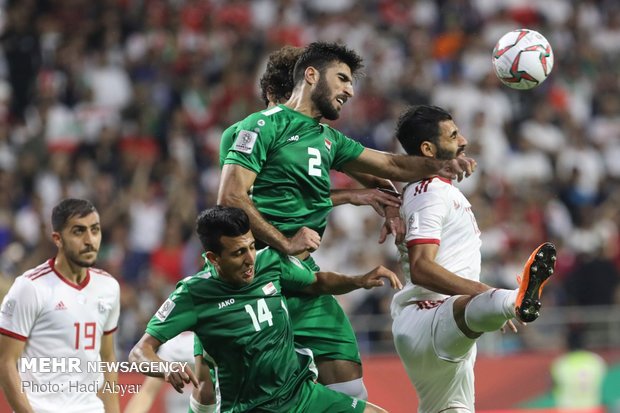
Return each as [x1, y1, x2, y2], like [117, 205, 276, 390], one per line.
[459, 242, 557, 333]
[298, 379, 375, 413]
[288, 294, 368, 399]
[393, 300, 476, 412]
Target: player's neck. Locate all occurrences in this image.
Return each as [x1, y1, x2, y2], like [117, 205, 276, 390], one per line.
[284, 90, 322, 121]
[54, 256, 89, 284]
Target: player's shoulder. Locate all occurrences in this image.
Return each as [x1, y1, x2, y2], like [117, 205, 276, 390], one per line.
[88, 267, 120, 291]
[21, 260, 54, 283]
[403, 176, 454, 203]
[238, 105, 285, 125]
[404, 176, 453, 197]
[255, 247, 285, 267]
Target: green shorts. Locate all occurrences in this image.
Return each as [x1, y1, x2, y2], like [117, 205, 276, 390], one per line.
[298, 379, 367, 412]
[286, 257, 361, 364]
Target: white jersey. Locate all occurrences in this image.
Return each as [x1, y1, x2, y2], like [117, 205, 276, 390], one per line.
[0, 259, 121, 413]
[391, 177, 482, 317]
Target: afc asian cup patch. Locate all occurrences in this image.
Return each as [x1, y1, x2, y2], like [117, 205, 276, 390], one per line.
[155, 299, 176, 322]
[408, 213, 419, 235]
[0, 298, 16, 317]
[233, 130, 258, 154]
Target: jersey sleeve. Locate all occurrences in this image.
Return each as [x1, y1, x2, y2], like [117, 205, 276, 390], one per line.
[145, 282, 198, 345]
[278, 254, 317, 292]
[219, 123, 239, 168]
[103, 280, 121, 334]
[223, 113, 275, 174]
[193, 334, 204, 357]
[330, 129, 365, 170]
[0, 277, 41, 341]
[402, 183, 448, 247]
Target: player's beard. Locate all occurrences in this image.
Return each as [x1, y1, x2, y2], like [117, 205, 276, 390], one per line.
[65, 246, 98, 268]
[436, 145, 465, 161]
[311, 77, 340, 120]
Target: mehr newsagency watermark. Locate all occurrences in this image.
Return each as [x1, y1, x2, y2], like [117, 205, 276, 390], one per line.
[19, 357, 188, 396]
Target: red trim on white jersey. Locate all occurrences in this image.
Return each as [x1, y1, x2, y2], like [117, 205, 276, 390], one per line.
[89, 267, 113, 278]
[49, 258, 91, 291]
[26, 262, 53, 281]
[0, 327, 27, 341]
[103, 326, 118, 335]
[407, 238, 440, 247]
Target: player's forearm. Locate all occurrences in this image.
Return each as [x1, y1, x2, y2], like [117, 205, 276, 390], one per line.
[387, 154, 444, 181]
[128, 344, 166, 378]
[0, 365, 35, 413]
[307, 271, 363, 295]
[347, 169, 398, 192]
[330, 189, 354, 206]
[220, 190, 290, 253]
[410, 259, 490, 296]
[99, 370, 120, 413]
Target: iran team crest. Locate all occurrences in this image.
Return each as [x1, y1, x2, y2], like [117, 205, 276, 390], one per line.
[324, 138, 332, 151]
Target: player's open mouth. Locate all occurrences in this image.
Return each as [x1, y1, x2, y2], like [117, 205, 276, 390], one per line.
[243, 268, 254, 278]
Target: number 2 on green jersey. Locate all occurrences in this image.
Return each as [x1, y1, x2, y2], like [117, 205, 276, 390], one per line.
[245, 298, 274, 331]
[308, 147, 321, 176]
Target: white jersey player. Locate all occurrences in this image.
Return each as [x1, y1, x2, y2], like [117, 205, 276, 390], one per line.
[389, 105, 556, 413]
[0, 198, 121, 413]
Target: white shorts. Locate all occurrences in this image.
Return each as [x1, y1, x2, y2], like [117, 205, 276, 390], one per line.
[392, 296, 477, 413]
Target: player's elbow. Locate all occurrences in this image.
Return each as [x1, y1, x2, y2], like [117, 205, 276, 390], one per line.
[217, 186, 247, 207]
[409, 258, 432, 286]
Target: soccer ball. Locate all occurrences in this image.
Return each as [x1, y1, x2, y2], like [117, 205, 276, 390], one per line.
[492, 29, 554, 90]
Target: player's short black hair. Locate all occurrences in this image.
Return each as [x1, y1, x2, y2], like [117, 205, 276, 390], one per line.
[51, 199, 97, 232]
[292, 42, 364, 84]
[259, 46, 303, 106]
[196, 206, 251, 254]
[396, 105, 453, 156]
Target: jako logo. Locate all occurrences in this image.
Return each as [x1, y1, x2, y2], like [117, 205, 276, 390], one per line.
[218, 299, 235, 309]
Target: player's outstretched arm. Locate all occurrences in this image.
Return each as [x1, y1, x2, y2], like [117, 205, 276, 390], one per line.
[218, 164, 320, 255]
[129, 334, 198, 394]
[408, 243, 490, 296]
[304, 265, 402, 296]
[343, 148, 476, 182]
[123, 375, 163, 413]
[98, 333, 120, 413]
[0, 335, 34, 413]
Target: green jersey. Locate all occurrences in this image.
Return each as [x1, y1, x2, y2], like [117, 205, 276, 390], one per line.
[146, 248, 318, 412]
[219, 122, 238, 168]
[223, 104, 364, 237]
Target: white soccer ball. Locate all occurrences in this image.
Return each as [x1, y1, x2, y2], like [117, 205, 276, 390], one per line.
[492, 29, 554, 90]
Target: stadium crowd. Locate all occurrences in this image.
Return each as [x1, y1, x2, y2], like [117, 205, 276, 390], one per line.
[0, 0, 619, 356]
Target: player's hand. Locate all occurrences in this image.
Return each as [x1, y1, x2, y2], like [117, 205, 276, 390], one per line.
[359, 265, 403, 290]
[348, 188, 401, 216]
[286, 227, 321, 255]
[437, 156, 477, 182]
[164, 364, 199, 393]
[379, 206, 405, 245]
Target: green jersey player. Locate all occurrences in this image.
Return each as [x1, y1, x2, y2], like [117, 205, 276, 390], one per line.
[129, 206, 399, 413]
[219, 46, 403, 234]
[218, 42, 477, 397]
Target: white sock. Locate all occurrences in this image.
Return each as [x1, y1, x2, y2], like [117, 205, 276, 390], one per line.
[189, 394, 217, 413]
[464, 289, 517, 333]
[326, 378, 368, 400]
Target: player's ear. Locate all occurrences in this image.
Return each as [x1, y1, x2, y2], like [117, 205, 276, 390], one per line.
[304, 66, 319, 86]
[420, 141, 436, 158]
[204, 251, 219, 265]
[51, 231, 62, 248]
